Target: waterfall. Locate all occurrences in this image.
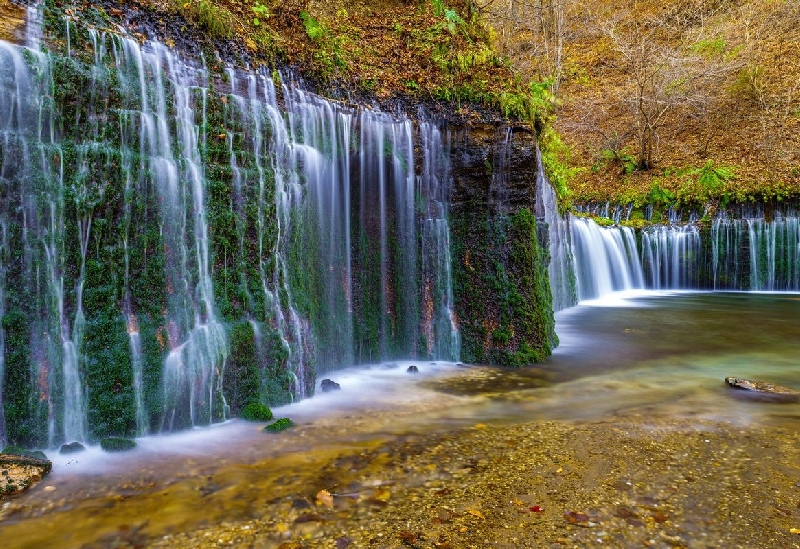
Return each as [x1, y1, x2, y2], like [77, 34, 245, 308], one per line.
[0, 11, 88, 445]
[570, 216, 644, 300]
[0, 15, 461, 444]
[0, 218, 6, 448]
[564, 209, 800, 300]
[711, 210, 800, 291]
[641, 225, 701, 289]
[534, 147, 576, 311]
[419, 122, 460, 361]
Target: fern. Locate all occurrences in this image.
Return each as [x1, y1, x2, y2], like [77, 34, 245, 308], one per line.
[692, 160, 735, 193]
[300, 11, 326, 42]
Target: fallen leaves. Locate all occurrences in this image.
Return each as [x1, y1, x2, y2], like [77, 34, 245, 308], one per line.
[316, 489, 334, 509]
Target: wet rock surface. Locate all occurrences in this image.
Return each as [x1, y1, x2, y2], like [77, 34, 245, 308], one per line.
[320, 379, 341, 392]
[725, 377, 800, 402]
[0, 0, 26, 44]
[0, 454, 52, 499]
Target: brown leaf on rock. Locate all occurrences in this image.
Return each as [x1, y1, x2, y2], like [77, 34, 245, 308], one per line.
[316, 489, 334, 509]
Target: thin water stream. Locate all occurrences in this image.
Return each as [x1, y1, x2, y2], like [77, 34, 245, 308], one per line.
[2, 291, 799, 547]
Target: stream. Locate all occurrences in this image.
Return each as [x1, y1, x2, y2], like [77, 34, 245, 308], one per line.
[2, 291, 799, 547]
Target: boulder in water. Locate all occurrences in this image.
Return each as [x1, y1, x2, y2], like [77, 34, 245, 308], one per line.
[264, 418, 295, 433]
[240, 402, 274, 421]
[407, 365, 419, 373]
[0, 451, 52, 499]
[59, 441, 86, 455]
[100, 438, 138, 452]
[321, 379, 341, 392]
[724, 377, 800, 403]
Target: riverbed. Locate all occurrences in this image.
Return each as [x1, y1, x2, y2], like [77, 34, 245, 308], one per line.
[2, 291, 800, 548]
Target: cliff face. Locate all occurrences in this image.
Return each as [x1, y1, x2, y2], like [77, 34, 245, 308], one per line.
[0, 0, 556, 448]
[449, 124, 557, 366]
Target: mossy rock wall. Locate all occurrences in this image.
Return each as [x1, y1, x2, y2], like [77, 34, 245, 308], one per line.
[450, 124, 557, 366]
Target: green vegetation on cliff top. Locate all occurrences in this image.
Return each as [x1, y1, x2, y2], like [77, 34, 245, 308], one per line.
[98, 0, 799, 207]
[37, 0, 800, 209]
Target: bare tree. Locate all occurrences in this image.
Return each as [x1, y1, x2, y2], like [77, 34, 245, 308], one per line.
[474, 0, 567, 93]
[607, 16, 739, 170]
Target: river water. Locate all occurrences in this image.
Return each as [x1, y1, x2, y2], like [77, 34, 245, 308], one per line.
[2, 291, 799, 547]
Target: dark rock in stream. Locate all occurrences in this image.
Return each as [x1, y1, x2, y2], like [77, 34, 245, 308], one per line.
[724, 377, 800, 402]
[407, 365, 419, 373]
[59, 442, 86, 455]
[100, 438, 138, 452]
[321, 379, 341, 392]
[0, 452, 52, 499]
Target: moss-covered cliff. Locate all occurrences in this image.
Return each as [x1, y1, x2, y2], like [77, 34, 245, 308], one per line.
[0, 0, 557, 448]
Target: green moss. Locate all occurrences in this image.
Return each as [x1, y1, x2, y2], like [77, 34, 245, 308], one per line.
[451, 205, 556, 367]
[240, 402, 273, 422]
[1, 307, 46, 448]
[100, 437, 137, 452]
[264, 417, 294, 433]
[224, 322, 261, 415]
[0, 446, 49, 461]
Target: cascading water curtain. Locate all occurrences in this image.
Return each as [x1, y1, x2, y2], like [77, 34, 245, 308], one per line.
[641, 225, 701, 289]
[0, 9, 462, 445]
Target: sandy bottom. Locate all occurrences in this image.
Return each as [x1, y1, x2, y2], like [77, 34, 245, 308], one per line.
[149, 418, 800, 549]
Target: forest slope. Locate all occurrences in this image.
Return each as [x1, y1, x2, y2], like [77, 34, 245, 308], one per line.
[38, 0, 800, 206]
[479, 0, 800, 207]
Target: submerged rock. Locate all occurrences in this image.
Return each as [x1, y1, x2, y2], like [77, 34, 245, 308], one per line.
[59, 442, 86, 455]
[407, 365, 419, 373]
[724, 377, 800, 402]
[0, 452, 52, 499]
[321, 379, 341, 392]
[100, 438, 138, 452]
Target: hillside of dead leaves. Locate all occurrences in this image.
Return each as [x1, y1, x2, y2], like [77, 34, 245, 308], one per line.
[120, 0, 800, 205]
[479, 0, 800, 206]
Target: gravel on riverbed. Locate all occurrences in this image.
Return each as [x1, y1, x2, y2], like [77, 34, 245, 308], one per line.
[151, 417, 800, 549]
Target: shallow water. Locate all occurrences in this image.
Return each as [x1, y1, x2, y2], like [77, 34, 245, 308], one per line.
[2, 292, 799, 547]
[538, 291, 800, 426]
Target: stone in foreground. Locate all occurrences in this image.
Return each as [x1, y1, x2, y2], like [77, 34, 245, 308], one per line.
[0, 453, 52, 499]
[724, 377, 800, 403]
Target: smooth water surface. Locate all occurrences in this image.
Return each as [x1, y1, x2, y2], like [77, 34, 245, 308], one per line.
[2, 292, 799, 547]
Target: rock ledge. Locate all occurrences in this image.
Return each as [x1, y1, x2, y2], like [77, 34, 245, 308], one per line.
[724, 377, 800, 403]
